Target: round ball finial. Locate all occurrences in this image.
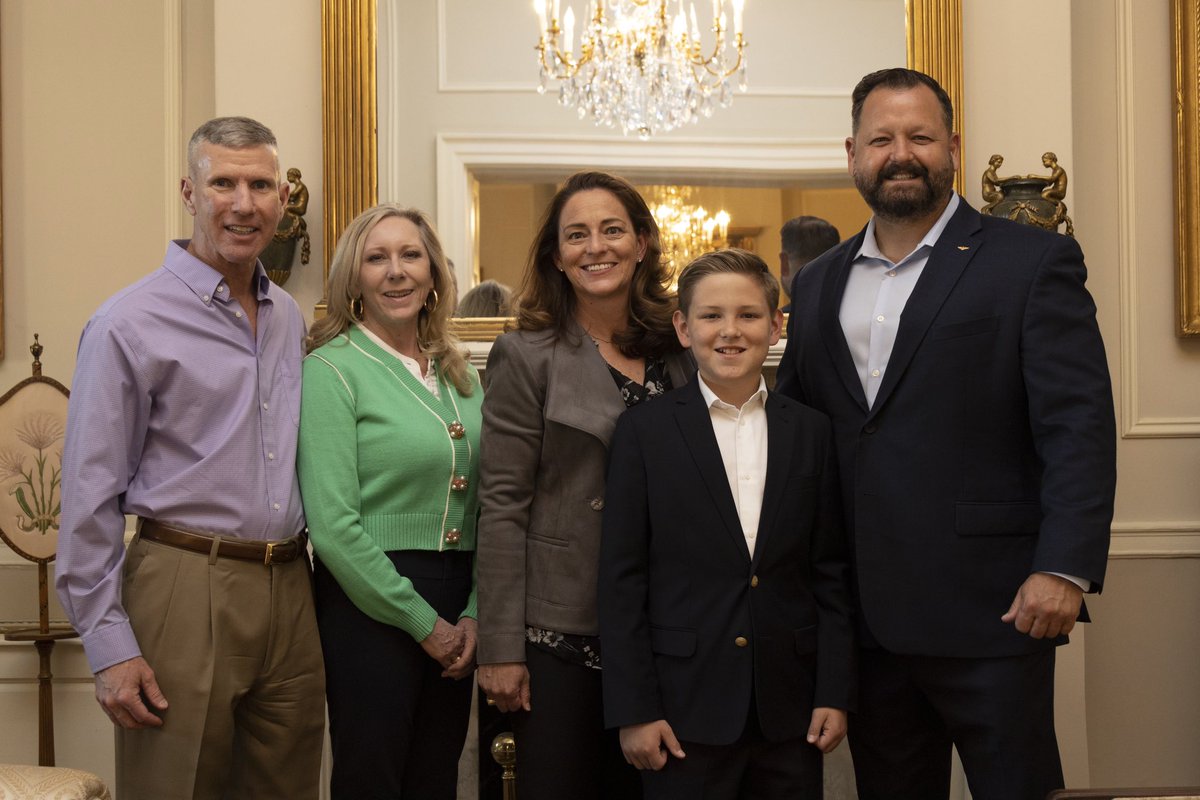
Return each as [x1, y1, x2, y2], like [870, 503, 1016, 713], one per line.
[491, 732, 517, 769]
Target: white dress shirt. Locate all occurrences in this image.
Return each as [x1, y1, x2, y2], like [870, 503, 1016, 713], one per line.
[839, 195, 960, 408]
[697, 375, 769, 558]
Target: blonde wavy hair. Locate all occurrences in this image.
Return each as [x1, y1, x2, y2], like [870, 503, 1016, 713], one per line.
[307, 204, 473, 396]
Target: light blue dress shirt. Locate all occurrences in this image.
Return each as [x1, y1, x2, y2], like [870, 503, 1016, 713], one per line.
[839, 195, 960, 408]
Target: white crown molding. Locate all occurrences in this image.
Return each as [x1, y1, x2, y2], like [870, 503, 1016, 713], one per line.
[1116, 0, 1200, 438]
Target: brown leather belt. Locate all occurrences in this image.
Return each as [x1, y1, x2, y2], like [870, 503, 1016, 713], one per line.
[138, 518, 306, 566]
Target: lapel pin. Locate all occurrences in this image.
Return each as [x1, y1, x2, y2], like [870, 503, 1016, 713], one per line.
[957, 246, 970, 251]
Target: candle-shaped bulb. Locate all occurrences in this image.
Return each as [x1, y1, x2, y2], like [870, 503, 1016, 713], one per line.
[563, 6, 575, 54]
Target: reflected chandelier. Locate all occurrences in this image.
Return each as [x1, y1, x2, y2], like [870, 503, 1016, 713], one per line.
[534, 0, 748, 138]
[644, 185, 730, 277]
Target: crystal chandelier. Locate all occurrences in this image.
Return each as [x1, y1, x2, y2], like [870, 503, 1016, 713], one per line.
[534, 0, 748, 139]
[643, 185, 731, 277]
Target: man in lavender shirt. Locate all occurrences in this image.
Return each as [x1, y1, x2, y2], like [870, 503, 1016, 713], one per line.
[55, 117, 325, 799]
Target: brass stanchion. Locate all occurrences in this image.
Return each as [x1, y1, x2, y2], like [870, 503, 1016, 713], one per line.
[490, 732, 517, 800]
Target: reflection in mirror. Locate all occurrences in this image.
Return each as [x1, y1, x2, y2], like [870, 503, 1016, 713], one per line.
[477, 177, 871, 308]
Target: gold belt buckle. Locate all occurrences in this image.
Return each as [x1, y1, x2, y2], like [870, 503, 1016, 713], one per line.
[263, 541, 276, 566]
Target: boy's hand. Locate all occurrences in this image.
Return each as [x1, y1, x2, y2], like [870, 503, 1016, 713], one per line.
[619, 720, 686, 770]
[806, 707, 847, 753]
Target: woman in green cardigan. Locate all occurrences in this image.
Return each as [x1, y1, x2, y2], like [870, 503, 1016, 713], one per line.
[298, 204, 482, 799]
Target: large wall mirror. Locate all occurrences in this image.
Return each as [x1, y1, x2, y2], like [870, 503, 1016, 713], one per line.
[322, 0, 962, 340]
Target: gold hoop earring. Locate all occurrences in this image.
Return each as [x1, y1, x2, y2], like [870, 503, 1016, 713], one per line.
[424, 289, 440, 312]
[351, 297, 364, 320]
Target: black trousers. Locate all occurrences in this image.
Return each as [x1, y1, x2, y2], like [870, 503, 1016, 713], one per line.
[510, 642, 643, 800]
[850, 647, 1063, 800]
[641, 700, 822, 800]
[315, 550, 474, 800]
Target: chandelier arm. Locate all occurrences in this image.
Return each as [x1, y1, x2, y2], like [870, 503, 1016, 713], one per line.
[688, 50, 743, 82]
[537, 37, 595, 79]
[686, 32, 744, 80]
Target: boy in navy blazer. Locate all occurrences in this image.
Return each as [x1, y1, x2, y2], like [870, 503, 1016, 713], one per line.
[599, 249, 855, 799]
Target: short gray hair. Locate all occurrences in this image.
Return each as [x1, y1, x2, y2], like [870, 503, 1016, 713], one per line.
[187, 116, 278, 176]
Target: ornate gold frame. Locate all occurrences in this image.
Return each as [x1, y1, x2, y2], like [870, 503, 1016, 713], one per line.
[1174, 0, 1200, 336]
[321, 0, 377, 271]
[321, 0, 965, 339]
[906, 0, 965, 196]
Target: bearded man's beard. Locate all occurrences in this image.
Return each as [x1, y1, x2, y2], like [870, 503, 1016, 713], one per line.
[854, 159, 954, 220]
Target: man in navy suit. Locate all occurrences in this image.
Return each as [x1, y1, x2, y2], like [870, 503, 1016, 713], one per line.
[600, 249, 855, 799]
[776, 68, 1116, 800]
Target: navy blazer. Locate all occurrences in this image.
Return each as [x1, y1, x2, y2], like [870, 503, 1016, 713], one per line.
[598, 379, 855, 746]
[776, 197, 1116, 658]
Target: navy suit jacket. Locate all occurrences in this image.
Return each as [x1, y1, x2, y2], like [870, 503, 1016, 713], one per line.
[776, 198, 1116, 658]
[598, 379, 855, 746]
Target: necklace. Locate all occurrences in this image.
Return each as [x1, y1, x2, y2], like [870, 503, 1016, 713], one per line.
[582, 325, 613, 345]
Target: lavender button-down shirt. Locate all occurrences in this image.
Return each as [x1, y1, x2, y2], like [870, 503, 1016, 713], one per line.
[55, 241, 306, 673]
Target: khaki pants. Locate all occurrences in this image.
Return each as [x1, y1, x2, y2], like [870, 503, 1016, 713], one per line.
[116, 533, 326, 800]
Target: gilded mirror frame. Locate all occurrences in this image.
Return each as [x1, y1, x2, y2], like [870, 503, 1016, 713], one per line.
[0, 33, 6, 360]
[1174, 0, 1200, 336]
[321, 0, 963, 341]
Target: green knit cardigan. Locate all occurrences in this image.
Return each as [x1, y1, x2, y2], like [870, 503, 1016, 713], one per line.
[297, 326, 483, 641]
